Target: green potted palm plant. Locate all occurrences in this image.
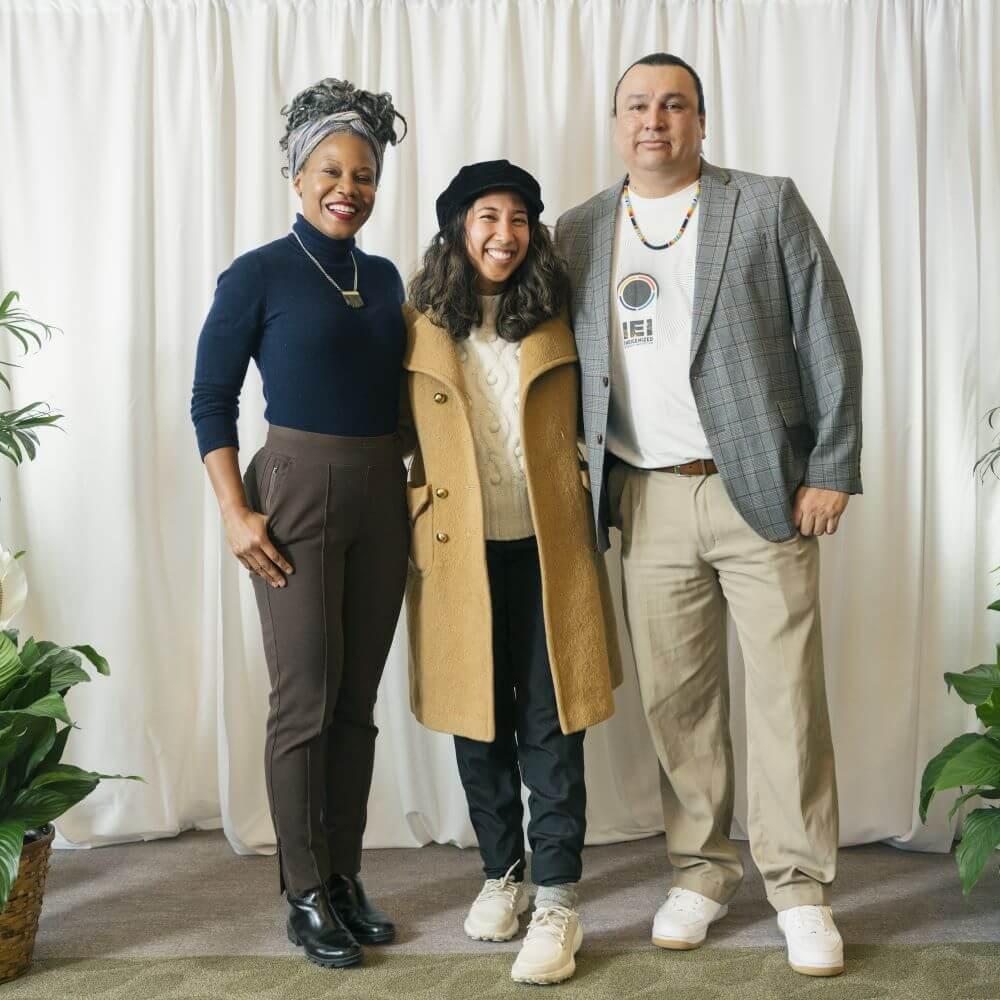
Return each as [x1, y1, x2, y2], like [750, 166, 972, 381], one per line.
[0, 290, 137, 981]
[0, 291, 63, 464]
[919, 406, 1000, 893]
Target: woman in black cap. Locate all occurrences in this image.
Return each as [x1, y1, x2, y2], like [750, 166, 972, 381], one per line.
[403, 161, 621, 985]
[191, 78, 408, 970]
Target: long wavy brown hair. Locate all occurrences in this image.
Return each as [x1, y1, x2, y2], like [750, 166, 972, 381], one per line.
[408, 199, 569, 343]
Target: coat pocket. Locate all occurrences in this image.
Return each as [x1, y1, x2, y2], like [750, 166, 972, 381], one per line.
[406, 483, 434, 576]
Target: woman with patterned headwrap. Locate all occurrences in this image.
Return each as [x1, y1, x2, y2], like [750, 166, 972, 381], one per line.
[191, 79, 408, 970]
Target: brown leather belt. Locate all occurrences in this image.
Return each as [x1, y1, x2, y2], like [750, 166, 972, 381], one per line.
[654, 458, 718, 476]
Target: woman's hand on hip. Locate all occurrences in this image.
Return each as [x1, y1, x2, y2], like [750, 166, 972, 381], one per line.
[223, 505, 294, 588]
[203, 446, 294, 587]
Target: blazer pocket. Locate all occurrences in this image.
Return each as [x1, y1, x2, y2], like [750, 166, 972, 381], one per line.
[406, 483, 434, 576]
[776, 397, 808, 427]
[776, 399, 815, 455]
[785, 423, 816, 458]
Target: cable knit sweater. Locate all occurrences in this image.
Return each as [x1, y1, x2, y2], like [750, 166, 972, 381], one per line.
[459, 296, 534, 541]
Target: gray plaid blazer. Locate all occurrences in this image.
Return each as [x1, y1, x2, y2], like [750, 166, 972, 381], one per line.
[554, 161, 863, 549]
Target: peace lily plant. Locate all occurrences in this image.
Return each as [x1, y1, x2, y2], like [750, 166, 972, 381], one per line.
[0, 290, 137, 912]
[0, 549, 28, 627]
[919, 406, 1000, 894]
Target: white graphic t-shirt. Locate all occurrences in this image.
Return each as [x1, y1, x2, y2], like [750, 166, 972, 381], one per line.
[607, 179, 712, 468]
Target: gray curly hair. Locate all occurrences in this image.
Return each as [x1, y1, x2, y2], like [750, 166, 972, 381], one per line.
[279, 78, 407, 182]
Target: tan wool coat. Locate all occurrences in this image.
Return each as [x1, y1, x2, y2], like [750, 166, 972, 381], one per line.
[402, 305, 623, 742]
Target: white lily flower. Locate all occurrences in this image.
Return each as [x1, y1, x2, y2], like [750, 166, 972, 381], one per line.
[0, 547, 27, 628]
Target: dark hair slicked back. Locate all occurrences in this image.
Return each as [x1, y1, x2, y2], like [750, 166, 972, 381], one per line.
[612, 53, 705, 117]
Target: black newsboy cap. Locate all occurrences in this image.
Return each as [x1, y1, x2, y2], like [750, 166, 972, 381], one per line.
[435, 159, 544, 229]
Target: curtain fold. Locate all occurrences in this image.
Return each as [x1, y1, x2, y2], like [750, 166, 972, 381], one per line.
[0, 0, 996, 857]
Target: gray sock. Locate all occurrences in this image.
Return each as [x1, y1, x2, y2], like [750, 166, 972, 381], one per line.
[534, 883, 578, 910]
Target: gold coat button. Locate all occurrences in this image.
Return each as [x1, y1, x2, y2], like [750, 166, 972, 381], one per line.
[435, 532, 449, 543]
[435, 488, 449, 498]
[433, 392, 447, 403]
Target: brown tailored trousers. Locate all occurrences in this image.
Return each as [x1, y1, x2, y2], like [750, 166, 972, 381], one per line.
[245, 425, 408, 896]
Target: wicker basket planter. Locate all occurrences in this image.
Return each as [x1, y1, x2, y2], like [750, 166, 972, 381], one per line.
[0, 827, 54, 983]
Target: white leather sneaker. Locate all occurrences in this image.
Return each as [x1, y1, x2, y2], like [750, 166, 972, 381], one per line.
[651, 887, 729, 950]
[510, 905, 583, 984]
[777, 905, 844, 976]
[463, 865, 529, 941]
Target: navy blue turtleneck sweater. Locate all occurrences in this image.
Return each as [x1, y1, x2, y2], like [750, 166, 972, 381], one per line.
[191, 214, 406, 458]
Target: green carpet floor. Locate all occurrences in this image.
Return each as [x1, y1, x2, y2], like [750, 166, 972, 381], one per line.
[4, 945, 998, 999]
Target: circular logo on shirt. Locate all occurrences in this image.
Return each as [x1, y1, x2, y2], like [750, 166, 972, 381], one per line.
[617, 273, 658, 311]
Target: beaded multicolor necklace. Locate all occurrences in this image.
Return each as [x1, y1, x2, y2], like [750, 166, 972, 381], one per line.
[623, 177, 701, 251]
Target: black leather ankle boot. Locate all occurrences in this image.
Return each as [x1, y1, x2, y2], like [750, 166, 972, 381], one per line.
[326, 873, 396, 944]
[286, 886, 363, 968]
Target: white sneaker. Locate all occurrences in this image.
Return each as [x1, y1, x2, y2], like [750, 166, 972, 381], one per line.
[777, 905, 844, 977]
[510, 905, 583, 984]
[463, 865, 529, 941]
[651, 887, 729, 950]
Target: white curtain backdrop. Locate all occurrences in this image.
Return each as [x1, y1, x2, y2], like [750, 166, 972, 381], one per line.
[0, 0, 997, 861]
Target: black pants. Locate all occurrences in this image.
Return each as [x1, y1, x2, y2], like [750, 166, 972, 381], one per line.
[454, 536, 587, 887]
[246, 425, 409, 896]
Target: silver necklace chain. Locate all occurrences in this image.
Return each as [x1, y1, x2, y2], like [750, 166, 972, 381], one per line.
[292, 231, 364, 308]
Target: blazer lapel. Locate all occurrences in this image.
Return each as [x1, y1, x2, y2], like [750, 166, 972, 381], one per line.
[588, 181, 623, 352]
[690, 161, 738, 366]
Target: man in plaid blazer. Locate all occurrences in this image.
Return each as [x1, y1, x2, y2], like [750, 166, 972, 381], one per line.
[555, 53, 862, 979]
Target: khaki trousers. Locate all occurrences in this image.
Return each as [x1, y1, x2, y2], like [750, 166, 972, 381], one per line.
[608, 463, 838, 911]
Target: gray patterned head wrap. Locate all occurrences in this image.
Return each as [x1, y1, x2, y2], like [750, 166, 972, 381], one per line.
[287, 112, 387, 182]
[280, 78, 406, 183]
